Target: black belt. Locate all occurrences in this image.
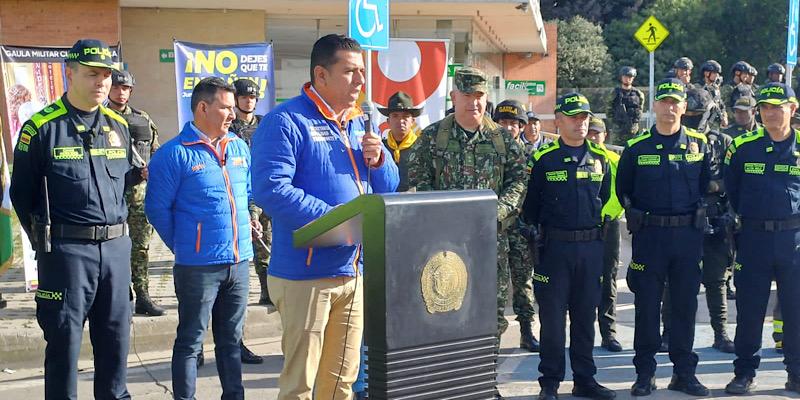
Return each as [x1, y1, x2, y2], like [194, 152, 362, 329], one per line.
[741, 217, 800, 232]
[51, 223, 128, 241]
[546, 227, 602, 242]
[643, 214, 693, 227]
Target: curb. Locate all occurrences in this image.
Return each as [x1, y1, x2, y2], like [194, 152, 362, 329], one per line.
[0, 304, 282, 369]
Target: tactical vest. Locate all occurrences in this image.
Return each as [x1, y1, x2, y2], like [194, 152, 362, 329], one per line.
[433, 114, 507, 190]
[232, 115, 263, 146]
[124, 112, 152, 167]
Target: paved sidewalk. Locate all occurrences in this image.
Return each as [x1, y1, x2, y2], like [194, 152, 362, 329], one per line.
[0, 236, 280, 369]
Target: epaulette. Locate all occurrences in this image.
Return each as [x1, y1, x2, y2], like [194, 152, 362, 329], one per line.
[30, 99, 68, 128]
[684, 127, 708, 143]
[626, 131, 651, 147]
[732, 127, 765, 148]
[532, 140, 560, 162]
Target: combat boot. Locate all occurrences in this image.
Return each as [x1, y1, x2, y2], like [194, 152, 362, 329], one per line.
[258, 273, 272, 306]
[519, 319, 541, 352]
[241, 341, 264, 364]
[135, 290, 165, 316]
[712, 331, 735, 353]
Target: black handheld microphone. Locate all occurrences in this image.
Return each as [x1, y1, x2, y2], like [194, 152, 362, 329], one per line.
[361, 101, 377, 165]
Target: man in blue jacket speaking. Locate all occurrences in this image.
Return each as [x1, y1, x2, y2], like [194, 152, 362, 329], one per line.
[252, 34, 399, 399]
[145, 77, 256, 400]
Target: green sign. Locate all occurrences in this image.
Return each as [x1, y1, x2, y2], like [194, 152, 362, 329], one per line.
[159, 49, 175, 63]
[447, 63, 463, 77]
[505, 80, 546, 96]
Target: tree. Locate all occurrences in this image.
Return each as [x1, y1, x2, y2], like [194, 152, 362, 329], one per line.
[556, 16, 614, 89]
[603, 0, 788, 86]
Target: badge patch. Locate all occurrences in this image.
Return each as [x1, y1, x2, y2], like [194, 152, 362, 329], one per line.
[637, 154, 661, 165]
[53, 147, 84, 160]
[593, 159, 603, 173]
[107, 130, 121, 147]
[689, 142, 699, 154]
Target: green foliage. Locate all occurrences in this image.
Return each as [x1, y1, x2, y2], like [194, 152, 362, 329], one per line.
[556, 16, 614, 89]
[541, 0, 654, 26]
[602, 0, 790, 85]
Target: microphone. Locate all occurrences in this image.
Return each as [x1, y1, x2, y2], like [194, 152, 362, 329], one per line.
[361, 101, 377, 166]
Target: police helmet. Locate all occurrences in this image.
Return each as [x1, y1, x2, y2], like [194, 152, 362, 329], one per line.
[748, 64, 758, 76]
[768, 63, 786, 76]
[731, 61, 750, 76]
[700, 60, 722, 74]
[619, 66, 637, 78]
[233, 79, 259, 98]
[673, 57, 693, 70]
[112, 70, 135, 87]
[493, 99, 527, 125]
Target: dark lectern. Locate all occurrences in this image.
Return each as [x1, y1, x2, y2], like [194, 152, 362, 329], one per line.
[294, 190, 499, 399]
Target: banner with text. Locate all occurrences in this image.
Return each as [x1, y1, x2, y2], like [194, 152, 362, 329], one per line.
[173, 41, 275, 128]
[0, 45, 120, 162]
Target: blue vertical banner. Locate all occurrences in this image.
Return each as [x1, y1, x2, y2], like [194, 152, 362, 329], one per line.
[173, 40, 275, 127]
[788, 0, 799, 67]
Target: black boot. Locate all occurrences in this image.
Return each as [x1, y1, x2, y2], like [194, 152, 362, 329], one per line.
[712, 331, 735, 353]
[667, 374, 709, 396]
[601, 336, 623, 352]
[135, 290, 165, 316]
[572, 381, 616, 399]
[630, 375, 656, 397]
[519, 320, 541, 352]
[725, 375, 755, 394]
[537, 385, 558, 400]
[258, 273, 273, 306]
[241, 340, 264, 364]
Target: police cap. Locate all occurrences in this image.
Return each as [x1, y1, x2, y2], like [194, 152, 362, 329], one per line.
[493, 99, 527, 124]
[588, 116, 606, 133]
[733, 96, 757, 110]
[526, 111, 540, 122]
[756, 82, 798, 106]
[555, 92, 593, 116]
[66, 39, 118, 70]
[654, 78, 687, 102]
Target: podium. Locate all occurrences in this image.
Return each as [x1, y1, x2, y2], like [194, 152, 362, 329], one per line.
[294, 190, 499, 399]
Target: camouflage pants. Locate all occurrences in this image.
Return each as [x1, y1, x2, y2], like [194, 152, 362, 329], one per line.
[252, 213, 272, 275]
[498, 232, 511, 336]
[507, 230, 536, 322]
[126, 184, 153, 294]
[609, 121, 641, 146]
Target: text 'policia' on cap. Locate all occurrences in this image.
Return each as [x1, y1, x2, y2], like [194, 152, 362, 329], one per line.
[555, 92, 592, 116]
[65, 39, 119, 71]
[757, 82, 799, 106]
[654, 78, 686, 102]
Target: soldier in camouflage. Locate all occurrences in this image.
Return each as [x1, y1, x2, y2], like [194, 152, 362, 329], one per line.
[406, 67, 528, 339]
[230, 78, 272, 307]
[493, 99, 540, 352]
[723, 61, 758, 117]
[674, 57, 694, 86]
[607, 66, 645, 145]
[107, 70, 164, 316]
[767, 63, 785, 84]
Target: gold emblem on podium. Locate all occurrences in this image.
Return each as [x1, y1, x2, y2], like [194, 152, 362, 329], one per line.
[421, 251, 468, 314]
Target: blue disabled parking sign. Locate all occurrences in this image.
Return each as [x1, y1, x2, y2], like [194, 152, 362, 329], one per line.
[349, 0, 389, 50]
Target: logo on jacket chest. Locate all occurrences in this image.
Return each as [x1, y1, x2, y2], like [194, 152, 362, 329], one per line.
[309, 124, 338, 142]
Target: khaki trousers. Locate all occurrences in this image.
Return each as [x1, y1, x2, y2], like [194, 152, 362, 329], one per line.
[268, 275, 364, 400]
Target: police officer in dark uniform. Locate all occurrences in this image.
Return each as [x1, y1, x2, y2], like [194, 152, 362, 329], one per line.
[607, 66, 645, 145]
[523, 93, 618, 400]
[723, 83, 800, 395]
[617, 78, 711, 397]
[10, 39, 135, 400]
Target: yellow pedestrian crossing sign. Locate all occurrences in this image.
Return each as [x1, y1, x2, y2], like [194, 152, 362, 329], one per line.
[635, 15, 669, 52]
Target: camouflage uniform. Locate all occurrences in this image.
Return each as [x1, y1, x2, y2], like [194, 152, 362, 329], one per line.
[700, 81, 728, 130]
[508, 137, 536, 323]
[231, 115, 272, 301]
[121, 105, 159, 296]
[606, 86, 645, 145]
[406, 100, 527, 336]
